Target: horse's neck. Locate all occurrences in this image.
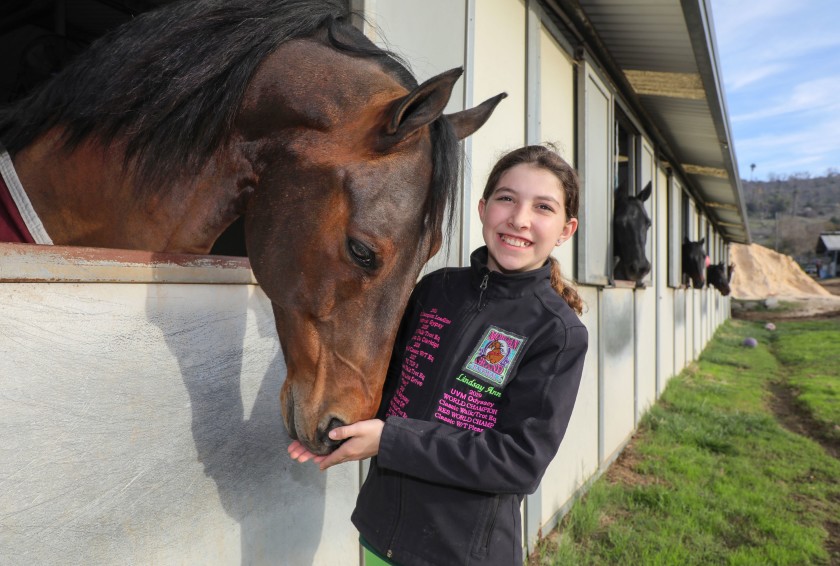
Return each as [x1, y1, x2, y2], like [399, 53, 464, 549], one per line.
[14, 130, 245, 253]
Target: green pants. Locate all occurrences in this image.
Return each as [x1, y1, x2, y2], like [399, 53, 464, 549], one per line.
[361, 536, 397, 566]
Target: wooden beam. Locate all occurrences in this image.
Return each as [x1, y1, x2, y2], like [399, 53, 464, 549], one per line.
[682, 163, 729, 179]
[705, 202, 739, 211]
[624, 70, 705, 100]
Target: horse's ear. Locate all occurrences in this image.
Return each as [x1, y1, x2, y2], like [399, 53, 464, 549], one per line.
[699, 237, 705, 245]
[445, 92, 507, 140]
[683, 237, 690, 245]
[638, 181, 652, 202]
[383, 68, 463, 146]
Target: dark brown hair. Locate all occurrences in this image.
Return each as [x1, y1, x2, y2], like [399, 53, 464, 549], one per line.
[482, 144, 584, 315]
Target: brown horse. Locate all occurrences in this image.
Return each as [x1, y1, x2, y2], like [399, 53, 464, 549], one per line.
[0, 0, 504, 454]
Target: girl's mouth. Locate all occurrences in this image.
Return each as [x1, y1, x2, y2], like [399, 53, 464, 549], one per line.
[499, 234, 532, 248]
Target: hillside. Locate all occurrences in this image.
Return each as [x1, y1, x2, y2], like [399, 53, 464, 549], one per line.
[742, 172, 840, 264]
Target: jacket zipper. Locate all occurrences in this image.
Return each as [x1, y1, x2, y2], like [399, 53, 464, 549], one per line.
[481, 495, 501, 552]
[417, 273, 489, 420]
[387, 271, 492, 558]
[385, 471, 403, 560]
[477, 273, 489, 311]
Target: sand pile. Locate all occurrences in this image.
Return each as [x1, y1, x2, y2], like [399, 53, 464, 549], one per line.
[730, 243, 830, 300]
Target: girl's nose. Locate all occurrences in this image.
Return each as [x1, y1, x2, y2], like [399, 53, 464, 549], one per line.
[508, 206, 530, 230]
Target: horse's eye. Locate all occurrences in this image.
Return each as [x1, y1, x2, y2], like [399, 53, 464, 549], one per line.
[347, 238, 376, 269]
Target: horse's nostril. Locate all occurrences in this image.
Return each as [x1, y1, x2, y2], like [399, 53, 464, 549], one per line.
[318, 417, 347, 450]
[326, 417, 346, 434]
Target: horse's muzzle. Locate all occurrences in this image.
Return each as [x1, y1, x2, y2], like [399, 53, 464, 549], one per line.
[282, 384, 349, 454]
[317, 417, 347, 453]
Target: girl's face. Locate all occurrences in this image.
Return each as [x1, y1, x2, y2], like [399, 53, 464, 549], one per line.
[478, 163, 578, 274]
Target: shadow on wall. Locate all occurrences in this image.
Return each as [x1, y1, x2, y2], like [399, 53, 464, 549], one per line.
[148, 282, 327, 565]
[0, 275, 326, 565]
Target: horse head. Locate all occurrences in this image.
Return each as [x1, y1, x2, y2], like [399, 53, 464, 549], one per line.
[613, 181, 652, 282]
[0, 1, 505, 456]
[682, 237, 707, 289]
[706, 261, 733, 296]
[239, 38, 504, 454]
[706, 262, 730, 297]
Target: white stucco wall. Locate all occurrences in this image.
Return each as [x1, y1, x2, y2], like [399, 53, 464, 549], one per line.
[655, 167, 675, 394]
[600, 288, 636, 462]
[468, 0, 527, 255]
[539, 22, 577, 281]
[0, 247, 359, 566]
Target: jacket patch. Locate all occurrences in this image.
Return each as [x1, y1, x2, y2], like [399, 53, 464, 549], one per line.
[463, 326, 527, 388]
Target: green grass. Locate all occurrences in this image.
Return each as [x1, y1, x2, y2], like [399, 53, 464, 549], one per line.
[531, 319, 840, 566]
[770, 319, 840, 442]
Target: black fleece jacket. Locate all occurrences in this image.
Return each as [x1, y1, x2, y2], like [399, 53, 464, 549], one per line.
[352, 247, 588, 566]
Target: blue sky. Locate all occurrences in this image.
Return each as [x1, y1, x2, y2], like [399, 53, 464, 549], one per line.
[709, 0, 840, 181]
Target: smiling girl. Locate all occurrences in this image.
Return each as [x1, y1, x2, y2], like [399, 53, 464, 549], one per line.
[289, 144, 588, 566]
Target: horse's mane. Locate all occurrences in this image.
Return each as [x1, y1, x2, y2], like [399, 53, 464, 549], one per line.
[0, 0, 458, 242]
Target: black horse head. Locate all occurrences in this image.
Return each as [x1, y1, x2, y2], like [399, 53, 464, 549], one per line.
[707, 262, 734, 296]
[613, 181, 652, 282]
[682, 237, 707, 289]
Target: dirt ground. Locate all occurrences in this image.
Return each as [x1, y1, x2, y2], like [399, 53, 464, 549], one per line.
[730, 243, 840, 321]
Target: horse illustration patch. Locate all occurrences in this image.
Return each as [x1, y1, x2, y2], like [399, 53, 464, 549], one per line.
[463, 326, 527, 388]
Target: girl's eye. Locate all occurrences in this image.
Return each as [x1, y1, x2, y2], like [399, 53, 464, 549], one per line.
[347, 238, 376, 269]
[538, 204, 555, 212]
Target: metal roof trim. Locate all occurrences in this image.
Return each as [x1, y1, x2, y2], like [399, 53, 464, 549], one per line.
[680, 0, 751, 243]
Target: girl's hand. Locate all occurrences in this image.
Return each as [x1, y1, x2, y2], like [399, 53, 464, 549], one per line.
[287, 419, 385, 471]
[317, 418, 384, 470]
[287, 440, 326, 464]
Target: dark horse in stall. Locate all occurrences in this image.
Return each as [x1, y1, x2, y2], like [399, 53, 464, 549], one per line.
[613, 181, 652, 283]
[682, 237, 707, 289]
[0, 0, 504, 454]
[707, 262, 735, 296]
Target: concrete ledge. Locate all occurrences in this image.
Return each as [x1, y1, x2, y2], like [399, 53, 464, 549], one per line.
[0, 243, 256, 284]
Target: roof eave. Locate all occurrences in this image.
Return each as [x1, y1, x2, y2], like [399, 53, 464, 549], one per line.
[681, 0, 751, 244]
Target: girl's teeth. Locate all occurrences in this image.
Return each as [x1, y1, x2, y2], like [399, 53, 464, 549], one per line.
[501, 235, 530, 247]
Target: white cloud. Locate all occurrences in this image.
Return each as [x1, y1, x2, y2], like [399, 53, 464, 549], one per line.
[725, 63, 787, 92]
[732, 76, 840, 122]
[735, 112, 840, 178]
[710, 0, 793, 44]
[711, 0, 840, 178]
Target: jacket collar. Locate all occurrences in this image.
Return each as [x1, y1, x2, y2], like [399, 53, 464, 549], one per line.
[469, 246, 552, 299]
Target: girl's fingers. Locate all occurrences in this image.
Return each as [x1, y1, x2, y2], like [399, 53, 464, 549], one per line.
[327, 423, 355, 441]
[287, 440, 316, 462]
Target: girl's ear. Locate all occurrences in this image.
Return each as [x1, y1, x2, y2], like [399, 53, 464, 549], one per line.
[478, 198, 487, 223]
[556, 218, 578, 246]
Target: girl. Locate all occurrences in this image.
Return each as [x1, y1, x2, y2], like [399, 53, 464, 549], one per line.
[289, 145, 588, 566]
